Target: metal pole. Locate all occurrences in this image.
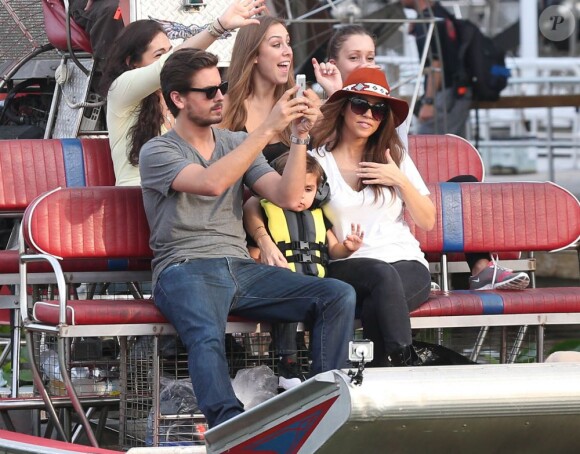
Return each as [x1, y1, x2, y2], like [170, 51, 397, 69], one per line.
[547, 82, 555, 182]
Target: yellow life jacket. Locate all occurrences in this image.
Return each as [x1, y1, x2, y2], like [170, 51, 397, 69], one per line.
[260, 200, 328, 277]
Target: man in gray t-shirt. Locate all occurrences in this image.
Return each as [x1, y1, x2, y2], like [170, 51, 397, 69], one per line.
[139, 49, 355, 429]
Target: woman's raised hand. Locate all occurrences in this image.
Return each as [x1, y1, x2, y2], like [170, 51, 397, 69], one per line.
[357, 149, 403, 187]
[219, 0, 267, 30]
[312, 58, 342, 97]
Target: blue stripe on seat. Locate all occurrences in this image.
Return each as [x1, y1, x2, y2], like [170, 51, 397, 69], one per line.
[440, 182, 463, 252]
[61, 138, 86, 187]
[455, 290, 505, 315]
[108, 259, 129, 271]
[479, 292, 504, 314]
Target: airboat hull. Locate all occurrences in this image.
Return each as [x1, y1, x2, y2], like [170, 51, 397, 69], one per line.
[204, 363, 580, 453]
[1, 363, 580, 453]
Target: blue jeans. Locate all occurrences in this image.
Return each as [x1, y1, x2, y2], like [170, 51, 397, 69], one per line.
[271, 322, 300, 357]
[153, 257, 355, 428]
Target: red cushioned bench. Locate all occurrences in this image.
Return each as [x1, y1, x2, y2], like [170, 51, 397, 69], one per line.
[19, 186, 269, 447]
[42, 0, 93, 53]
[0, 138, 119, 401]
[407, 134, 484, 183]
[22, 183, 580, 347]
[408, 134, 523, 277]
[407, 182, 580, 358]
[0, 138, 117, 285]
[18, 181, 580, 446]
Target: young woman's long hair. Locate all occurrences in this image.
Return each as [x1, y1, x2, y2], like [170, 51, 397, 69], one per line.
[222, 15, 294, 146]
[101, 20, 166, 166]
[311, 97, 404, 202]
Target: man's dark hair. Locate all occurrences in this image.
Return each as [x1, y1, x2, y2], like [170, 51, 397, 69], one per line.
[161, 48, 219, 117]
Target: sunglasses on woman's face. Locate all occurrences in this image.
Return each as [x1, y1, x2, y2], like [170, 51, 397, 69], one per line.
[186, 81, 229, 99]
[348, 97, 389, 121]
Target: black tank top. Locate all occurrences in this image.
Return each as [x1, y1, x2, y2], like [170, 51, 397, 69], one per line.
[262, 142, 289, 164]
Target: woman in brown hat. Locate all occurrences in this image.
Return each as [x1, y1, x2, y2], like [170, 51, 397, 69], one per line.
[309, 66, 436, 366]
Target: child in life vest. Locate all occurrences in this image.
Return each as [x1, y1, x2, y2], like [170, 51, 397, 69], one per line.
[244, 152, 364, 389]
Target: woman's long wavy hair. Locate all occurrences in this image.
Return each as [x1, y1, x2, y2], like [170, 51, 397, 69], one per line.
[101, 20, 166, 166]
[311, 97, 405, 202]
[221, 15, 294, 146]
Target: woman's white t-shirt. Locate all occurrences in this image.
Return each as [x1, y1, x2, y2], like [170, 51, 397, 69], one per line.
[310, 146, 430, 269]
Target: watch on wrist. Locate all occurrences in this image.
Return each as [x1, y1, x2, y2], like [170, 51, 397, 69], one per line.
[422, 97, 434, 105]
[290, 134, 311, 145]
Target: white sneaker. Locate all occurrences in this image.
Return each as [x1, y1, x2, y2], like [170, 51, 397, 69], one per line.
[277, 358, 305, 391]
[278, 376, 302, 390]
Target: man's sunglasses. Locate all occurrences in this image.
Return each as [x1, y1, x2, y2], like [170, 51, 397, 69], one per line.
[348, 97, 389, 121]
[186, 81, 229, 99]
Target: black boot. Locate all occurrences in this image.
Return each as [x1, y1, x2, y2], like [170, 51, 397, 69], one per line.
[388, 342, 476, 367]
[387, 345, 425, 366]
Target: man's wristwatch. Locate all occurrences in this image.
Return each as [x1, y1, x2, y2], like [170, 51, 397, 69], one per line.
[422, 97, 434, 105]
[290, 134, 311, 145]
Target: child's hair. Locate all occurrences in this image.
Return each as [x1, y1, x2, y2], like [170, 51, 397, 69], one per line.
[270, 152, 324, 185]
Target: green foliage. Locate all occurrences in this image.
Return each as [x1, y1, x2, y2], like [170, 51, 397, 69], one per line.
[0, 341, 33, 385]
[549, 339, 580, 354]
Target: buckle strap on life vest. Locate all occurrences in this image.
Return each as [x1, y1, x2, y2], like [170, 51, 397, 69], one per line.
[277, 241, 327, 253]
[285, 252, 327, 265]
[277, 241, 329, 266]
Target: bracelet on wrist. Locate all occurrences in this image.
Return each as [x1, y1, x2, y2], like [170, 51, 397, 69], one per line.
[207, 21, 225, 38]
[422, 97, 434, 105]
[216, 17, 228, 32]
[253, 225, 266, 238]
[254, 232, 270, 243]
[290, 134, 311, 146]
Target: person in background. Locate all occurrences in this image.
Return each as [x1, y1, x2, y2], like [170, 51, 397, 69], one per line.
[311, 24, 409, 153]
[221, 15, 298, 163]
[101, 0, 266, 186]
[313, 23, 529, 291]
[312, 24, 376, 97]
[244, 153, 364, 389]
[401, 0, 471, 136]
[69, 0, 127, 72]
[221, 15, 323, 384]
[139, 48, 355, 428]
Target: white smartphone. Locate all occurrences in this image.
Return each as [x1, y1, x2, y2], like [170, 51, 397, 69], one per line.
[296, 74, 306, 97]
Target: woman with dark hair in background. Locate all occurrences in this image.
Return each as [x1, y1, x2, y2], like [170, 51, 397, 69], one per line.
[101, 0, 266, 186]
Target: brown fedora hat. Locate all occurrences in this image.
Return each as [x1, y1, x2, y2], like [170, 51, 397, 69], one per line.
[326, 67, 409, 127]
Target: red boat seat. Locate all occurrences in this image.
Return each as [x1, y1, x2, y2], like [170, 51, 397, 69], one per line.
[407, 134, 484, 183]
[412, 288, 580, 318]
[406, 134, 518, 270]
[42, 0, 92, 53]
